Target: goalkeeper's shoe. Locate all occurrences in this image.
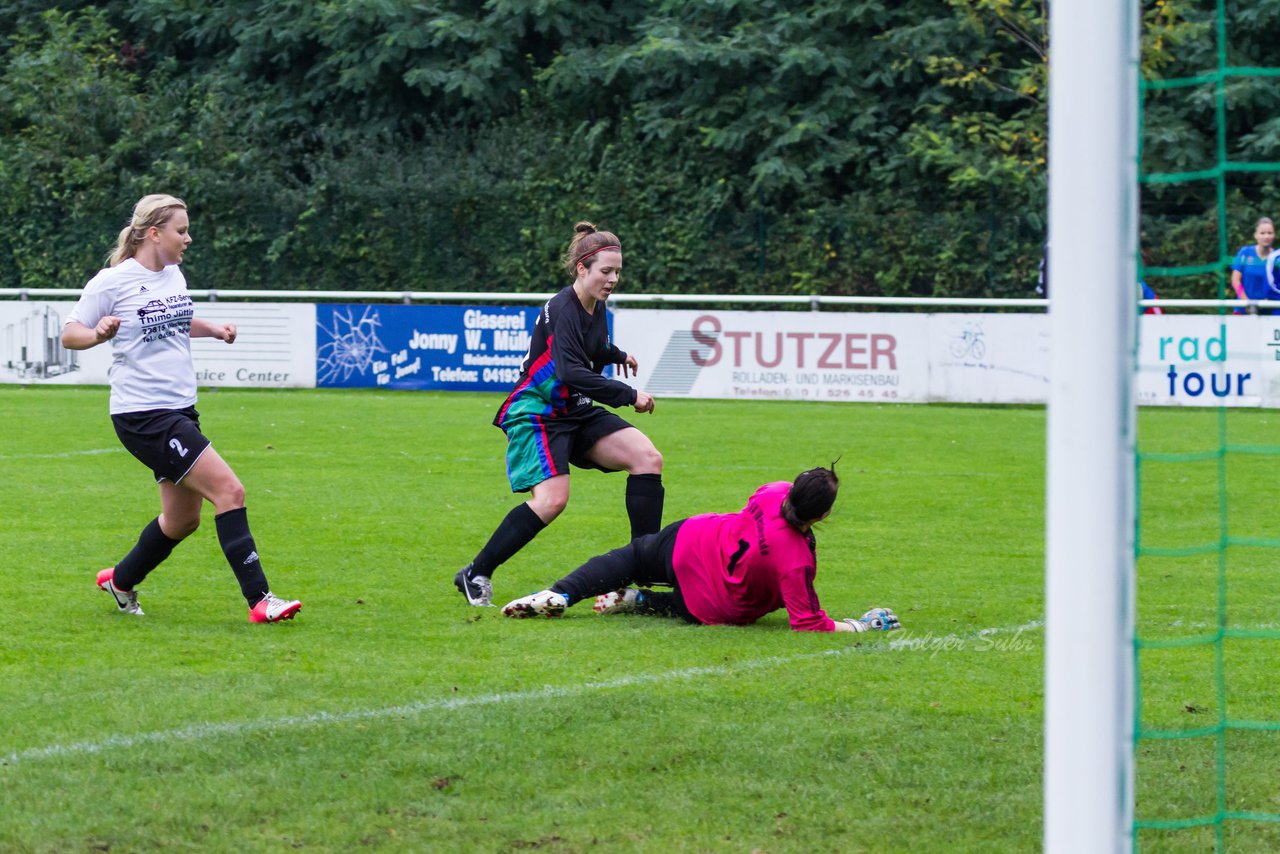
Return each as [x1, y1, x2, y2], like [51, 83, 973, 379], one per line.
[593, 587, 645, 614]
[454, 563, 492, 607]
[249, 592, 302, 623]
[96, 567, 144, 616]
[502, 590, 568, 618]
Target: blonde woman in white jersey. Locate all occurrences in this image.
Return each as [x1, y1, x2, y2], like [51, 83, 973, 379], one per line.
[62, 194, 301, 623]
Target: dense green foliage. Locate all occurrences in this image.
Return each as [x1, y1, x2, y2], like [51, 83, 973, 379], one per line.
[1139, 0, 1280, 300]
[0, 1, 1258, 298]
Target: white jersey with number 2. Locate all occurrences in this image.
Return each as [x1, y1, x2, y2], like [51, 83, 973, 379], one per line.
[66, 258, 197, 414]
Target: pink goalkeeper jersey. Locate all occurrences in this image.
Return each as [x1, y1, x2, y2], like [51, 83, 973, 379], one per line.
[672, 481, 836, 632]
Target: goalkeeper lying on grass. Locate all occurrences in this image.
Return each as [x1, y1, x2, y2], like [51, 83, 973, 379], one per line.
[502, 463, 900, 633]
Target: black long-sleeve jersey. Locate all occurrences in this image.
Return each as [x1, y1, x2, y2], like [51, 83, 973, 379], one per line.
[493, 286, 636, 426]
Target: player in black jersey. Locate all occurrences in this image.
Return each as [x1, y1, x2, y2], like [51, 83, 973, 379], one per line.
[455, 222, 665, 605]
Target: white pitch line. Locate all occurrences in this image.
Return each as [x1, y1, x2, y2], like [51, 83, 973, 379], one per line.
[0, 448, 120, 461]
[2, 621, 1044, 767]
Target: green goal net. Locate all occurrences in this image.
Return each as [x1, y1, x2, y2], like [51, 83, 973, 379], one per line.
[1135, 1, 1280, 849]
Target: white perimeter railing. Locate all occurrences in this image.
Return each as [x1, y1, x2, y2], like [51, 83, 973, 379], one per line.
[0, 288, 1046, 308]
[0, 288, 1269, 312]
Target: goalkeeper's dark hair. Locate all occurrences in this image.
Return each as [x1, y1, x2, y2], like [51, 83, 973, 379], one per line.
[782, 462, 840, 529]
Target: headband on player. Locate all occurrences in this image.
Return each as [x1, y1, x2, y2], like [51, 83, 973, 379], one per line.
[576, 244, 621, 266]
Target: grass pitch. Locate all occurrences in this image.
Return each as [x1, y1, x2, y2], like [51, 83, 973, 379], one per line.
[0, 386, 1273, 851]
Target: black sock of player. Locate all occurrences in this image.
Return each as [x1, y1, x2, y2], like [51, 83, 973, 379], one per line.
[551, 544, 638, 605]
[113, 517, 183, 590]
[636, 590, 677, 617]
[638, 588, 699, 623]
[625, 473, 665, 539]
[214, 507, 270, 606]
[471, 503, 547, 578]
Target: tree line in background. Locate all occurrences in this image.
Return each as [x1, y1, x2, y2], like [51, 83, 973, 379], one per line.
[0, 1, 1268, 299]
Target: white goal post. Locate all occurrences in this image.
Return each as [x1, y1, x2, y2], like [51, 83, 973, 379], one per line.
[1044, 1, 1138, 852]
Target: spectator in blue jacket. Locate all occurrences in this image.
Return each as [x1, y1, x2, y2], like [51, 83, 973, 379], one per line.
[1231, 218, 1275, 313]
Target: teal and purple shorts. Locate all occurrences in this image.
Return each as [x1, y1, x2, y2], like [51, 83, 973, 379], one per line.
[498, 398, 632, 492]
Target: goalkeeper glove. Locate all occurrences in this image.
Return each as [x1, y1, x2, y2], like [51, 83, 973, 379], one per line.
[844, 607, 901, 632]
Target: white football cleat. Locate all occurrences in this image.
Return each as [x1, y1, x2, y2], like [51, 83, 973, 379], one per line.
[249, 592, 302, 623]
[96, 567, 144, 616]
[593, 588, 642, 615]
[502, 590, 568, 618]
[454, 564, 493, 607]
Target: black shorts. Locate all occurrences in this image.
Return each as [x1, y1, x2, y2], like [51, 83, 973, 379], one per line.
[630, 520, 685, 587]
[631, 521, 698, 623]
[111, 407, 212, 484]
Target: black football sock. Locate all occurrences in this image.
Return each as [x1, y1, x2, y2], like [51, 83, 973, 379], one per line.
[625, 473, 665, 539]
[551, 544, 638, 605]
[470, 502, 547, 578]
[113, 517, 183, 590]
[635, 590, 677, 617]
[214, 507, 270, 606]
[637, 588, 698, 623]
